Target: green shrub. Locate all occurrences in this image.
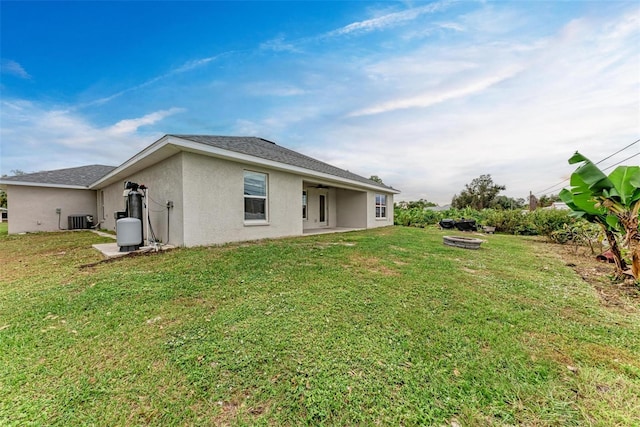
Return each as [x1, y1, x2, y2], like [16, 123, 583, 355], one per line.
[482, 209, 533, 234]
[529, 209, 575, 238]
[549, 221, 606, 253]
[395, 205, 580, 240]
[393, 207, 442, 228]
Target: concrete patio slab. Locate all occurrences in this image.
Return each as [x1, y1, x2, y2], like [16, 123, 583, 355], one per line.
[90, 229, 173, 258]
[303, 227, 363, 235]
[92, 242, 174, 259]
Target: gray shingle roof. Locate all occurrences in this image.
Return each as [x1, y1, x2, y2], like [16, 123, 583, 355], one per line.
[1, 165, 116, 187]
[171, 135, 395, 191]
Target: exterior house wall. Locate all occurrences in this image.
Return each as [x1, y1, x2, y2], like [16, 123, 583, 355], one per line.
[6, 185, 97, 234]
[99, 183, 128, 232]
[303, 187, 338, 230]
[99, 153, 184, 245]
[335, 189, 368, 228]
[366, 191, 395, 229]
[97, 151, 393, 247]
[181, 152, 302, 246]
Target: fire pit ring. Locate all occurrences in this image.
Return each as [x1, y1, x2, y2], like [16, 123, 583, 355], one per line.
[443, 236, 483, 250]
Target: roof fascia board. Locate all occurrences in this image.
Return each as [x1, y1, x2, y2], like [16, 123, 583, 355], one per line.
[174, 137, 400, 194]
[90, 135, 174, 189]
[89, 134, 399, 194]
[0, 181, 89, 190]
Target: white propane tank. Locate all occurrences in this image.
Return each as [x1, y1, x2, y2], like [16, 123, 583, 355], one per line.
[117, 217, 142, 252]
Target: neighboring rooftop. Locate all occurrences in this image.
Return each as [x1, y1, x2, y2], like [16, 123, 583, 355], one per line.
[426, 204, 452, 212]
[172, 135, 396, 191]
[0, 165, 116, 188]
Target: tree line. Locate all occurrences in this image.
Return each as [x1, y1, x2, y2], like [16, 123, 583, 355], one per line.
[392, 156, 639, 283]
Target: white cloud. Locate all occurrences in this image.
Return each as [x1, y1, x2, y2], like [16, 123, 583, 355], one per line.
[244, 82, 307, 97]
[260, 35, 300, 53]
[402, 21, 466, 40]
[257, 1, 455, 54]
[233, 119, 264, 137]
[437, 22, 465, 32]
[0, 101, 183, 173]
[173, 56, 219, 73]
[78, 55, 226, 109]
[108, 108, 185, 136]
[250, 6, 640, 204]
[457, 3, 529, 36]
[327, 1, 451, 37]
[0, 59, 31, 79]
[349, 65, 524, 116]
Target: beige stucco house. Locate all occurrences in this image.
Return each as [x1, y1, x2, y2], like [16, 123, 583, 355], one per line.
[0, 165, 116, 234]
[1, 135, 399, 246]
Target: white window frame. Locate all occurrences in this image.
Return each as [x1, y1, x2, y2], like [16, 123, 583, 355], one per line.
[244, 170, 268, 224]
[375, 194, 387, 219]
[302, 190, 308, 220]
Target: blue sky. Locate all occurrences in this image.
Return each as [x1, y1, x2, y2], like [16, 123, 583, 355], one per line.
[1, 1, 638, 204]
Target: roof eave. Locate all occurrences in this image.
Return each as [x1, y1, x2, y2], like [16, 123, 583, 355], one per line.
[91, 135, 400, 194]
[173, 137, 400, 194]
[90, 135, 178, 189]
[0, 181, 90, 190]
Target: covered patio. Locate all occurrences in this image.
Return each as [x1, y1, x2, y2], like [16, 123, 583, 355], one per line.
[303, 181, 370, 232]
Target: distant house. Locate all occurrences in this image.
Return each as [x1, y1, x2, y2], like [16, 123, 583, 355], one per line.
[0, 135, 399, 246]
[543, 202, 570, 210]
[0, 165, 116, 232]
[425, 204, 451, 212]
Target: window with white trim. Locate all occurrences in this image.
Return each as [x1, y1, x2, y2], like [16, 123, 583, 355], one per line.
[244, 171, 268, 221]
[375, 194, 387, 219]
[302, 190, 308, 220]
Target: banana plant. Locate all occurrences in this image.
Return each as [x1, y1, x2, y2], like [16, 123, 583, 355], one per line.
[559, 152, 640, 280]
[559, 187, 627, 278]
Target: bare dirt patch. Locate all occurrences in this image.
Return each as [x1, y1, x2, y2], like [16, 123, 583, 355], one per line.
[533, 240, 639, 312]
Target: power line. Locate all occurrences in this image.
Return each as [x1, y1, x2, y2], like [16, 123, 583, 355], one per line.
[533, 138, 639, 196]
[535, 178, 570, 197]
[596, 139, 638, 165]
[602, 152, 639, 171]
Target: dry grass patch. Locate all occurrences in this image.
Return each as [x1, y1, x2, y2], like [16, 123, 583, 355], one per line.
[343, 254, 400, 277]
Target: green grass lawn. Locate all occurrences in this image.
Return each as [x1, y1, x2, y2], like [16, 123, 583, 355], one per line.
[0, 222, 7, 236]
[1, 227, 638, 426]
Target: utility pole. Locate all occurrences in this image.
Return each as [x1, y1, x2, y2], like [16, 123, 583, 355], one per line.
[528, 191, 538, 211]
